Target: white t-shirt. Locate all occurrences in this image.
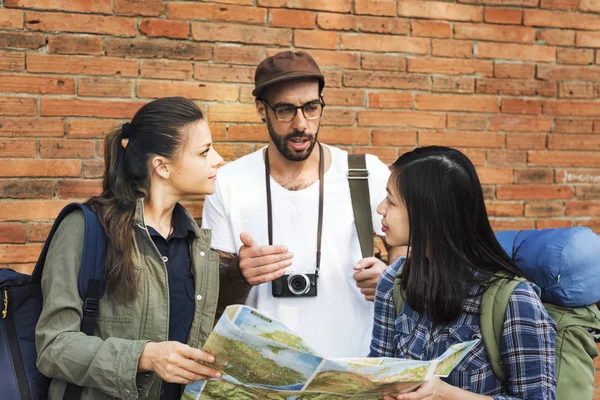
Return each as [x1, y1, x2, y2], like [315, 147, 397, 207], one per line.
[202, 144, 390, 358]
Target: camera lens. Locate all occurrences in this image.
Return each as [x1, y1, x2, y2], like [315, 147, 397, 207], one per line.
[287, 274, 310, 295]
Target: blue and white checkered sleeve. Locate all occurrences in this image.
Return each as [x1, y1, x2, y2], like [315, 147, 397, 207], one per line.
[369, 258, 403, 358]
[492, 282, 557, 400]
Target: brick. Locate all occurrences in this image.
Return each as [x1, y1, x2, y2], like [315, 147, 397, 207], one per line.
[490, 115, 552, 132]
[0, 74, 75, 95]
[140, 60, 193, 80]
[0, 97, 37, 116]
[524, 9, 600, 31]
[137, 80, 238, 102]
[27, 54, 138, 77]
[525, 201, 565, 217]
[4, 0, 112, 13]
[0, 159, 81, 177]
[57, 180, 102, 199]
[39, 139, 96, 158]
[67, 119, 120, 139]
[343, 71, 430, 90]
[459, 0, 538, 6]
[318, 127, 371, 145]
[489, 219, 534, 231]
[26, 11, 136, 37]
[270, 9, 315, 28]
[193, 64, 254, 83]
[555, 118, 594, 134]
[0, 8, 23, 29]
[167, 2, 266, 25]
[323, 70, 342, 87]
[356, 16, 410, 35]
[514, 168, 554, 184]
[372, 130, 417, 146]
[398, 1, 483, 22]
[208, 124, 227, 142]
[538, 65, 600, 82]
[341, 34, 429, 54]
[0, 117, 64, 137]
[47, 35, 103, 55]
[114, 0, 164, 16]
[548, 134, 600, 150]
[576, 186, 600, 200]
[0, 51, 24, 72]
[565, 201, 600, 216]
[106, 38, 211, 61]
[0, 200, 71, 221]
[368, 92, 413, 109]
[501, 99, 542, 115]
[581, 0, 600, 12]
[487, 149, 526, 166]
[484, 8, 522, 24]
[477, 42, 556, 63]
[411, 20, 451, 38]
[595, 120, 600, 134]
[28, 222, 52, 242]
[140, 18, 189, 39]
[295, 30, 338, 50]
[214, 143, 255, 161]
[214, 45, 264, 65]
[447, 113, 488, 130]
[353, 146, 398, 164]
[321, 88, 365, 106]
[83, 160, 104, 178]
[506, 133, 546, 149]
[408, 58, 494, 76]
[420, 130, 505, 148]
[358, 110, 446, 129]
[78, 77, 132, 98]
[433, 76, 475, 93]
[543, 100, 600, 117]
[286, 49, 359, 69]
[576, 32, 600, 48]
[416, 94, 499, 113]
[536, 219, 573, 229]
[557, 48, 594, 65]
[485, 201, 523, 217]
[455, 23, 535, 43]
[239, 86, 255, 103]
[355, 0, 397, 16]
[192, 22, 291, 46]
[462, 149, 487, 166]
[536, 29, 575, 46]
[41, 98, 146, 118]
[256, 0, 351, 13]
[0, 139, 36, 157]
[0, 32, 45, 50]
[0, 244, 43, 263]
[228, 125, 265, 141]
[361, 54, 406, 71]
[432, 39, 473, 58]
[209, 104, 261, 123]
[529, 150, 600, 167]
[321, 109, 355, 126]
[541, 0, 578, 9]
[317, 13, 357, 31]
[0, 223, 26, 243]
[476, 78, 556, 96]
[558, 82, 597, 99]
[497, 185, 574, 200]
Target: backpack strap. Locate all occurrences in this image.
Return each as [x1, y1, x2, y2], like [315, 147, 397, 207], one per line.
[29, 203, 107, 400]
[392, 261, 405, 317]
[480, 272, 528, 382]
[348, 153, 374, 258]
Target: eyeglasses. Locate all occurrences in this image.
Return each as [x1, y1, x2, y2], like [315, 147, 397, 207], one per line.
[261, 99, 325, 122]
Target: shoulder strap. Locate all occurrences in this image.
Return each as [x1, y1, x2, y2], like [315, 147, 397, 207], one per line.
[481, 272, 528, 382]
[348, 153, 374, 258]
[392, 261, 405, 317]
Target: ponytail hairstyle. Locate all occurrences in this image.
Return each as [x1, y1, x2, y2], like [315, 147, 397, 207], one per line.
[87, 97, 204, 304]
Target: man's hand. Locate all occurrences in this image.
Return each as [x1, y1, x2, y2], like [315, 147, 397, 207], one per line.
[238, 232, 293, 285]
[352, 257, 388, 302]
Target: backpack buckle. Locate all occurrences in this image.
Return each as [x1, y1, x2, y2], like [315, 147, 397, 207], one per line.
[83, 298, 99, 316]
[347, 168, 369, 180]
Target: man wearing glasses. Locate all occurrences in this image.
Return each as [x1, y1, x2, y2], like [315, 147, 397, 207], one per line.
[202, 51, 396, 358]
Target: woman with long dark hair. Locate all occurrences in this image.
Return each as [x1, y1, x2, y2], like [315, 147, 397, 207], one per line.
[370, 146, 556, 400]
[35, 97, 250, 399]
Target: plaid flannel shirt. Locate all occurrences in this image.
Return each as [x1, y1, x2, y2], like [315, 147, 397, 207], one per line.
[370, 258, 556, 400]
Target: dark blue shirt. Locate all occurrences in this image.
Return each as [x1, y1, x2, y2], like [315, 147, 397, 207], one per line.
[147, 204, 196, 400]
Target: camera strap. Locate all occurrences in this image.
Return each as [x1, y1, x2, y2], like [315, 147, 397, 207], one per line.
[264, 142, 324, 277]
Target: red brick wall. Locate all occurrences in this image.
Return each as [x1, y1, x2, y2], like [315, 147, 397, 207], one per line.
[1, 0, 600, 393]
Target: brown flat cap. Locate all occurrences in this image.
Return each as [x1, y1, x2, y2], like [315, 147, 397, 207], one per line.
[252, 51, 325, 98]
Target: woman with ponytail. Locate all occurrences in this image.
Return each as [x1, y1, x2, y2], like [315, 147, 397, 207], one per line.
[35, 97, 251, 400]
